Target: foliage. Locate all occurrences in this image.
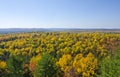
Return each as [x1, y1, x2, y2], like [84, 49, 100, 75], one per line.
[7, 55, 24, 77]
[29, 54, 41, 77]
[35, 53, 56, 77]
[0, 61, 6, 69]
[57, 53, 98, 77]
[0, 61, 7, 77]
[56, 54, 74, 77]
[73, 53, 98, 77]
[98, 50, 120, 77]
[0, 32, 120, 77]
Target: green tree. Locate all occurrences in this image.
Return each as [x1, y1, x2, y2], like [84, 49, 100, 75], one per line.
[7, 55, 24, 77]
[35, 53, 56, 77]
[98, 50, 120, 77]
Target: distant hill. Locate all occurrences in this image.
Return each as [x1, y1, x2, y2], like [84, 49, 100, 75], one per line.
[0, 28, 120, 34]
[0, 28, 49, 34]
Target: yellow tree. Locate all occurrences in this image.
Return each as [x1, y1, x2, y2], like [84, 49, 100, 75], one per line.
[56, 54, 76, 77]
[73, 53, 98, 77]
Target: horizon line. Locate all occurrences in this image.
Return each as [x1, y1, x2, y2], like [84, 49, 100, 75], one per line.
[0, 28, 120, 29]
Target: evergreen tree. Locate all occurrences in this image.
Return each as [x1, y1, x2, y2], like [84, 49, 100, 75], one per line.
[7, 55, 24, 77]
[35, 53, 56, 77]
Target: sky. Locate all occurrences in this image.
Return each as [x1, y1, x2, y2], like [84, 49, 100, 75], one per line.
[0, 0, 120, 28]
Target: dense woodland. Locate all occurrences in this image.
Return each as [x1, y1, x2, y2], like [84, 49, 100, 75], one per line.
[0, 32, 120, 77]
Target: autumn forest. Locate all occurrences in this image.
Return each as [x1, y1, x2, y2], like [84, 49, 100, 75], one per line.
[0, 32, 120, 77]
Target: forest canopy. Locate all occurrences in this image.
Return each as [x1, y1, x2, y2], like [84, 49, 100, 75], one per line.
[0, 32, 120, 77]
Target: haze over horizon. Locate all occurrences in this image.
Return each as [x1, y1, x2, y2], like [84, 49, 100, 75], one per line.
[0, 0, 120, 28]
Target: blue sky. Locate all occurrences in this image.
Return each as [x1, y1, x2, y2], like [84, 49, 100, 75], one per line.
[0, 0, 120, 28]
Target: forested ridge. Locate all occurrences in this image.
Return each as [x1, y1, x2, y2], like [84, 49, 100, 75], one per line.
[0, 32, 120, 77]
